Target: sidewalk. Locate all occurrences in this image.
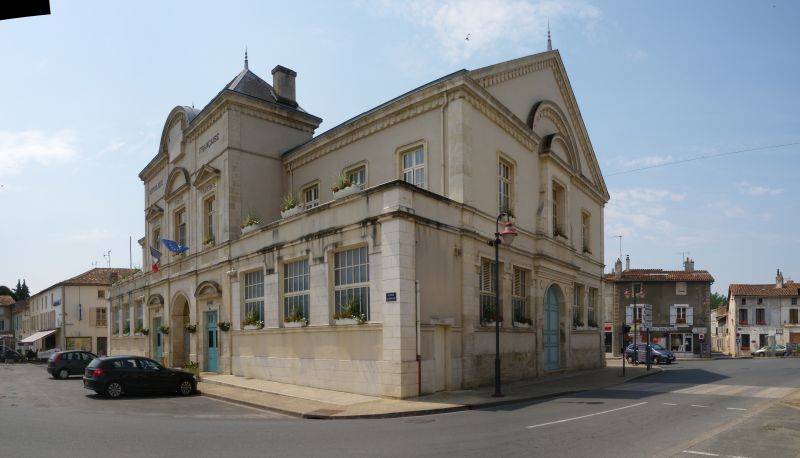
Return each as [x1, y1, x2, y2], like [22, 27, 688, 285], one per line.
[198, 362, 661, 419]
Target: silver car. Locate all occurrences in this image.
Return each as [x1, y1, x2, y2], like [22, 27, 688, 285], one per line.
[752, 344, 787, 357]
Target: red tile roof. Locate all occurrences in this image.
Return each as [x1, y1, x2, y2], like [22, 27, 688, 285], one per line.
[0, 295, 15, 307]
[605, 269, 714, 283]
[728, 282, 799, 297]
[34, 268, 138, 296]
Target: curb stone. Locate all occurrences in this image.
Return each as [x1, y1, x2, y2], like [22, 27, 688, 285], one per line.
[200, 367, 663, 420]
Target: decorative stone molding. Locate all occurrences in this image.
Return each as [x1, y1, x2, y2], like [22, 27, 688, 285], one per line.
[147, 294, 164, 307]
[145, 204, 164, 222]
[165, 167, 190, 201]
[195, 281, 222, 299]
[192, 164, 220, 189]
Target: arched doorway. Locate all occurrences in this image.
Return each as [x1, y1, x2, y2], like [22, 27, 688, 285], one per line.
[170, 294, 190, 368]
[544, 284, 562, 371]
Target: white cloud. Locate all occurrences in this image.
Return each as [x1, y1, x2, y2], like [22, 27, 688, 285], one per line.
[0, 129, 79, 175]
[605, 187, 694, 246]
[620, 154, 673, 168]
[625, 48, 648, 61]
[70, 228, 112, 242]
[738, 181, 782, 197]
[379, 0, 601, 60]
[723, 205, 745, 218]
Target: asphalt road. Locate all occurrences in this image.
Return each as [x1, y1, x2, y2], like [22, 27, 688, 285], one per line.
[1, 358, 798, 457]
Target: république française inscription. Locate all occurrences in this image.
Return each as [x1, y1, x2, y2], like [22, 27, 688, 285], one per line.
[149, 180, 163, 195]
[199, 132, 220, 153]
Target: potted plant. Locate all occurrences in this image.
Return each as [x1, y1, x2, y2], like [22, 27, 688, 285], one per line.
[158, 325, 170, 335]
[284, 305, 309, 328]
[513, 309, 532, 328]
[481, 303, 498, 327]
[240, 213, 262, 234]
[573, 315, 584, 329]
[122, 325, 131, 336]
[183, 360, 199, 377]
[587, 318, 598, 328]
[140, 328, 150, 336]
[218, 321, 231, 332]
[332, 173, 358, 199]
[242, 311, 264, 330]
[203, 235, 215, 247]
[185, 323, 197, 333]
[134, 327, 145, 336]
[280, 193, 302, 218]
[333, 298, 367, 325]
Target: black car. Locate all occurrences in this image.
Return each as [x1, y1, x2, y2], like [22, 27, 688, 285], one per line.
[83, 356, 196, 398]
[47, 350, 98, 379]
[2, 348, 23, 363]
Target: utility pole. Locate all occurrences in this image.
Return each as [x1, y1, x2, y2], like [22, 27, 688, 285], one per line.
[103, 250, 111, 268]
[613, 235, 623, 260]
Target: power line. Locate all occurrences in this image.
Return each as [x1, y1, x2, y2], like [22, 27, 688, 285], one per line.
[606, 141, 800, 177]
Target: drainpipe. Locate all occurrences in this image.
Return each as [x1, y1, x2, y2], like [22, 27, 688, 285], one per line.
[61, 286, 67, 350]
[416, 280, 422, 396]
[440, 90, 449, 197]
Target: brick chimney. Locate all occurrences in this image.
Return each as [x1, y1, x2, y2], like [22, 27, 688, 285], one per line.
[684, 257, 695, 272]
[776, 269, 784, 288]
[625, 255, 630, 271]
[614, 258, 623, 277]
[271, 65, 298, 107]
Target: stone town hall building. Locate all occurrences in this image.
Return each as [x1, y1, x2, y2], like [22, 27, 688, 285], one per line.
[110, 49, 609, 398]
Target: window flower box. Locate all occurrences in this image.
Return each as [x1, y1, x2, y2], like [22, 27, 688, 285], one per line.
[482, 321, 498, 328]
[241, 224, 258, 235]
[739, 320, 748, 326]
[243, 324, 264, 331]
[335, 318, 358, 326]
[513, 321, 531, 328]
[280, 206, 302, 219]
[284, 321, 305, 328]
[756, 321, 766, 325]
[333, 184, 359, 200]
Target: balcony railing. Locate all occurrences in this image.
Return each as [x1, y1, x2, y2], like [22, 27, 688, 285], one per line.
[739, 320, 748, 325]
[756, 320, 766, 325]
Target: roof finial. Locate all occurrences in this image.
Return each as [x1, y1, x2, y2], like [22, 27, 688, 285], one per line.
[547, 20, 552, 51]
[244, 46, 249, 70]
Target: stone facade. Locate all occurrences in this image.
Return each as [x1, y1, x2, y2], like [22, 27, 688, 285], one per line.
[111, 50, 609, 398]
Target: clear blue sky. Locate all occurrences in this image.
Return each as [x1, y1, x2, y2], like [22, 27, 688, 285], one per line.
[1, 0, 797, 294]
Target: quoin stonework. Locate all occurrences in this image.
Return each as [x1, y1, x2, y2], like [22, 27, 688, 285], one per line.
[110, 49, 609, 398]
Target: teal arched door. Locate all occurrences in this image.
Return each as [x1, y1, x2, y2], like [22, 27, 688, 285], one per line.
[544, 285, 561, 371]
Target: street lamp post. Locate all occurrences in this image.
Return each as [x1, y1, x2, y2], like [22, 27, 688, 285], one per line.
[488, 212, 517, 398]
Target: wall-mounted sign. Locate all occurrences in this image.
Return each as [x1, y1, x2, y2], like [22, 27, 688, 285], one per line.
[386, 292, 397, 302]
[149, 180, 163, 195]
[199, 132, 220, 153]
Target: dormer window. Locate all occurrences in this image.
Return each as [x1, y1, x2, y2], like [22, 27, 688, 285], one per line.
[401, 147, 425, 188]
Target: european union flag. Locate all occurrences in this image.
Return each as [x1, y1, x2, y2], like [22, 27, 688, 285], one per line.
[160, 238, 188, 254]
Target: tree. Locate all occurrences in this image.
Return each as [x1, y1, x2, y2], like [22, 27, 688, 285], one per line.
[710, 292, 727, 310]
[12, 279, 22, 300]
[18, 279, 30, 300]
[0, 285, 16, 300]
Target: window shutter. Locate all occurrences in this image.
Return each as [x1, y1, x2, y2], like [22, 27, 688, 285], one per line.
[88, 308, 96, 326]
[687, 306, 694, 326]
[480, 259, 494, 293]
[669, 305, 676, 325]
[625, 305, 633, 325]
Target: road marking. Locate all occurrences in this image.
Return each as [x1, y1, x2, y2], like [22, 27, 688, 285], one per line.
[726, 407, 747, 411]
[683, 451, 719, 456]
[663, 402, 678, 406]
[690, 404, 709, 408]
[526, 402, 647, 429]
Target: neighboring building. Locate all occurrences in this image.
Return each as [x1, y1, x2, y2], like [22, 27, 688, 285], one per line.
[0, 295, 14, 350]
[111, 49, 609, 399]
[710, 306, 728, 353]
[604, 256, 714, 358]
[17, 268, 136, 355]
[11, 299, 29, 350]
[725, 270, 800, 356]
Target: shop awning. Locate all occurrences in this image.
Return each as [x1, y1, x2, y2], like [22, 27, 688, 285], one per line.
[18, 329, 57, 344]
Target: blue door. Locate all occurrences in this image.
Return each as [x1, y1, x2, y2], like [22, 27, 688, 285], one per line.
[544, 286, 560, 371]
[153, 317, 163, 361]
[205, 311, 218, 372]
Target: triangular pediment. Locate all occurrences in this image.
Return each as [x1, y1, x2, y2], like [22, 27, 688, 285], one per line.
[145, 204, 163, 222]
[193, 164, 221, 188]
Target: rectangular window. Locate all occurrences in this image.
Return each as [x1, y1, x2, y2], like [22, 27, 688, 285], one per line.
[676, 306, 687, 324]
[740, 333, 750, 350]
[581, 212, 591, 253]
[790, 309, 798, 324]
[283, 259, 310, 324]
[334, 246, 370, 320]
[174, 208, 187, 246]
[676, 282, 687, 296]
[302, 183, 319, 209]
[757, 297, 763, 305]
[479, 258, 498, 324]
[346, 165, 367, 189]
[756, 308, 766, 325]
[203, 195, 215, 243]
[738, 308, 748, 325]
[573, 284, 584, 328]
[96, 307, 107, 327]
[243, 270, 265, 323]
[512, 267, 529, 325]
[135, 303, 143, 331]
[792, 298, 798, 306]
[588, 287, 598, 327]
[401, 147, 425, 188]
[741, 297, 747, 305]
[498, 159, 513, 213]
[123, 305, 130, 334]
[97, 290, 105, 299]
[552, 181, 566, 238]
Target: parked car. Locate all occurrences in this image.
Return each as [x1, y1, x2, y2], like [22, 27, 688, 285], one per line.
[625, 343, 676, 364]
[47, 350, 97, 379]
[752, 344, 787, 357]
[83, 356, 196, 398]
[2, 348, 23, 363]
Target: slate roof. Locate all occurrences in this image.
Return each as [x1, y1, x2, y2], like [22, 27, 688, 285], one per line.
[34, 268, 138, 296]
[0, 295, 15, 307]
[728, 282, 799, 297]
[605, 269, 715, 283]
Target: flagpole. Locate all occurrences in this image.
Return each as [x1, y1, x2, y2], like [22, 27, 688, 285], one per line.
[129, 236, 132, 269]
